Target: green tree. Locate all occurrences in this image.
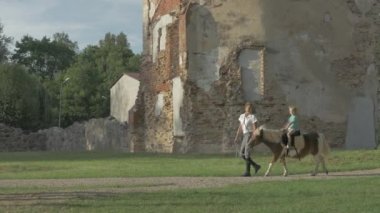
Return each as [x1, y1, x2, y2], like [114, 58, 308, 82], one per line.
[0, 63, 42, 129]
[53, 32, 78, 52]
[59, 32, 140, 126]
[12, 33, 77, 80]
[39, 77, 60, 128]
[96, 32, 134, 87]
[128, 54, 141, 72]
[61, 52, 104, 125]
[0, 22, 12, 62]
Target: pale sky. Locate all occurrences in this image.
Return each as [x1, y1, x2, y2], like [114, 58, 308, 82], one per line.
[0, 0, 143, 53]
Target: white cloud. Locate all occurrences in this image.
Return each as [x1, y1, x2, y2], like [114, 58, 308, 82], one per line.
[0, 0, 142, 53]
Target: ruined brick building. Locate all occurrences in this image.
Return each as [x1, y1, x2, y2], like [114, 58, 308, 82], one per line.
[129, 0, 380, 153]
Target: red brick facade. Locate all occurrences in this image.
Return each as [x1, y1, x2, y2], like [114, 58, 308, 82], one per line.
[153, 0, 181, 21]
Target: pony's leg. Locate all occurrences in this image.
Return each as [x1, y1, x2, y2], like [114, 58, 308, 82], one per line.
[280, 147, 287, 157]
[264, 163, 273, 177]
[320, 155, 328, 175]
[281, 157, 288, 177]
[265, 155, 280, 177]
[311, 155, 321, 176]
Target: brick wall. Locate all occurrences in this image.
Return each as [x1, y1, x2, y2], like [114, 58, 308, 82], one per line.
[153, 0, 181, 20]
[136, 0, 380, 153]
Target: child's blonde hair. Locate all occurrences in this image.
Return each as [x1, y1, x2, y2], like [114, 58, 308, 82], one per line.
[289, 106, 297, 114]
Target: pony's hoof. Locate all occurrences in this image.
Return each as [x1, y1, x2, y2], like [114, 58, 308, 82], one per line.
[264, 173, 269, 177]
[310, 173, 316, 176]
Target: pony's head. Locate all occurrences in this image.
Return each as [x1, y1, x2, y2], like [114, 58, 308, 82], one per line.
[252, 125, 265, 145]
[252, 125, 283, 145]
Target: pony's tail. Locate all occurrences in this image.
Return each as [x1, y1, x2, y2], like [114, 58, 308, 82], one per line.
[318, 133, 330, 157]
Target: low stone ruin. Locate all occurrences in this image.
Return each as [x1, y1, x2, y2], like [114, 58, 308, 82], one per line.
[0, 117, 128, 152]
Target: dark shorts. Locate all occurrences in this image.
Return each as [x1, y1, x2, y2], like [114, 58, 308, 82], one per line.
[282, 130, 301, 146]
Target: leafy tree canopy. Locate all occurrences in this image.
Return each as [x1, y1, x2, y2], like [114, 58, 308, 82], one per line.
[0, 63, 42, 129]
[59, 32, 140, 125]
[12, 33, 77, 80]
[0, 22, 12, 63]
[0, 28, 141, 129]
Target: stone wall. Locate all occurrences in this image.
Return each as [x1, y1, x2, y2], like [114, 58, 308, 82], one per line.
[135, 0, 380, 153]
[0, 123, 46, 151]
[41, 123, 86, 151]
[0, 117, 128, 152]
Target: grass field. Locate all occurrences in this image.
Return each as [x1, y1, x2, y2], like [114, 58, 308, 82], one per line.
[0, 149, 379, 179]
[0, 149, 379, 212]
[1, 177, 379, 213]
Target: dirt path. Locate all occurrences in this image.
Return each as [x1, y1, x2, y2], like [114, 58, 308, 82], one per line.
[0, 168, 379, 204]
[0, 169, 378, 205]
[0, 168, 379, 195]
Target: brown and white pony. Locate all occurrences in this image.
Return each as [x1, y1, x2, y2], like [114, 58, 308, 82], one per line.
[252, 125, 330, 176]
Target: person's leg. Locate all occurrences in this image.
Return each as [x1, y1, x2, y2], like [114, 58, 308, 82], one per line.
[241, 134, 251, 176]
[290, 133, 295, 147]
[281, 132, 288, 147]
[245, 135, 261, 174]
[287, 130, 296, 147]
[289, 130, 301, 147]
[239, 134, 247, 159]
[243, 159, 251, 176]
[244, 134, 252, 160]
[248, 157, 261, 174]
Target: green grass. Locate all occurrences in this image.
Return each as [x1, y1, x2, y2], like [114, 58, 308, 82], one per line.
[76, 177, 380, 213]
[0, 149, 379, 179]
[0, 150, 379, 212]
[1, 177, 379, 213]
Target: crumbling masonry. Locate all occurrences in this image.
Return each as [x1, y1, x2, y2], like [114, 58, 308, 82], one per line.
[130, 0, 380, 153]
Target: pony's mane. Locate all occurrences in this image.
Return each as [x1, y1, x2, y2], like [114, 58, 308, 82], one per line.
[257, 125, 283, 143]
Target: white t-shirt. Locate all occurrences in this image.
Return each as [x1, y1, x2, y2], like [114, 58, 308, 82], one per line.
[238, 113, 258, 134]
